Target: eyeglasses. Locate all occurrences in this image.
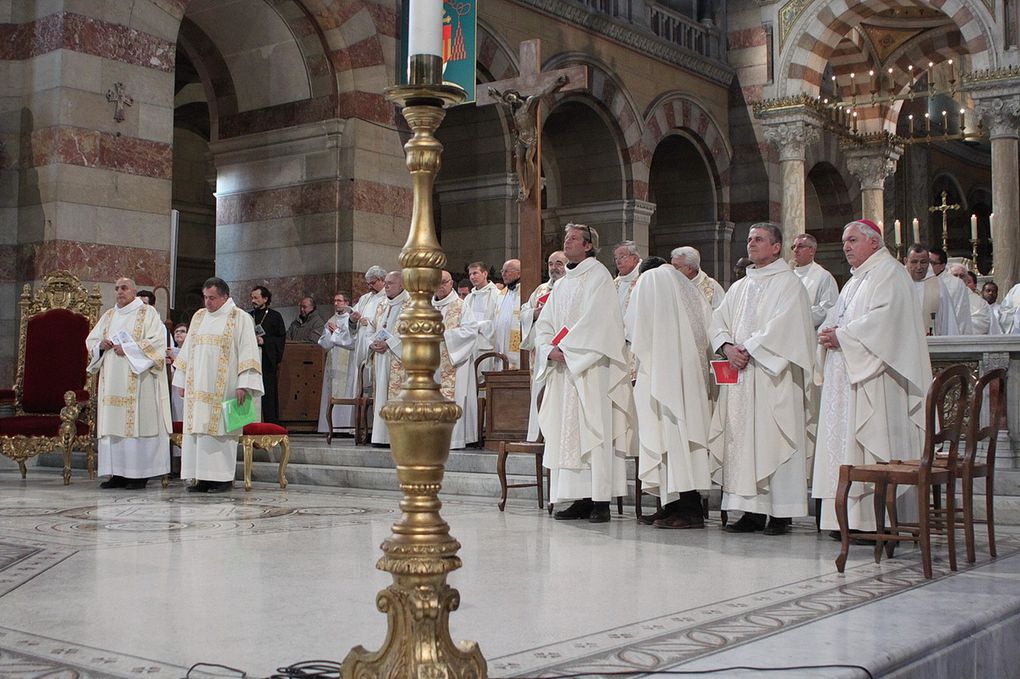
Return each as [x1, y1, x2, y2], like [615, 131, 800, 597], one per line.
[790, 244, 812, 250]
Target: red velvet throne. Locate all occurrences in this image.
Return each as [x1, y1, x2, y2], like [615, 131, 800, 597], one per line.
[0, 271, 102, 483]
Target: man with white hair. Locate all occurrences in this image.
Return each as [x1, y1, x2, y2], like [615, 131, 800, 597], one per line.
[521, 251, 568, 440]
[949, 263, 993, 334]
[790, 234, 839, 330]
[433, 270, 477, 448]
[342, 265, 387, 428]
[612, 241, 643, 315]
[930, 247, 974, 335]
[369, 271, 410, 446]
[814, 219, 931, 534]
[671, 246, 725, 309]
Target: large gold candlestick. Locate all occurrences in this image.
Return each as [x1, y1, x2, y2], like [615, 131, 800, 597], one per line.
[342, 81, 486, 679]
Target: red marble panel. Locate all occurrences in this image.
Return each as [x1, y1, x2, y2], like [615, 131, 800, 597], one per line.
[3, 12, 174, 72]
[19, 240, 169, 287]
[0, 25, 18, 60]
[98, 133, 172, 180]
[365, 3, 399, 38]
[628, 179, 649, 202]
[308, 54, 331, 77]
[216, 180, 341, 225]
[228, 272, 362, 310]
[337, 91, 395, 126]
[727, 26, 766, 50]
[218, 95, 337, 139]
[334, 36, 386, 71]
[735, 84, 763, 104]
[23, 126, 171, 180]
[350, 179, 412, 219]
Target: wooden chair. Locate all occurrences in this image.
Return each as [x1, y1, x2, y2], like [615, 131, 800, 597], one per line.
[326, 357, 373, 445]
[958, 368, 1004, 562]
[474, 351, 508, 448]
[0, 271, 102, 483]
[834, 364, 969, 579]
[496, 387, 547, 511]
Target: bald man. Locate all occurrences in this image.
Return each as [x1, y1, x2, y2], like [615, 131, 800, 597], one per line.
[494, 258, 523, 369]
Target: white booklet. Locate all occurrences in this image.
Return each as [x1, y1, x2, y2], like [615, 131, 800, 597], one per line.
[113, 329, 155, 374]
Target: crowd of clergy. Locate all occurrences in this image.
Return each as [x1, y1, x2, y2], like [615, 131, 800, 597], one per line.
[85, 217, 1018, 532]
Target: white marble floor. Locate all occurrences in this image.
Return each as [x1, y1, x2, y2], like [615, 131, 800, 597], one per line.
[1, 470, 1018, 678]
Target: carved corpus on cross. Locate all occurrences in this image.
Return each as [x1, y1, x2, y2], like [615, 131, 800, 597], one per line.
[105, 82, 133, 123]
[929, 190, 961, 251]
[475, 39, 587, 368]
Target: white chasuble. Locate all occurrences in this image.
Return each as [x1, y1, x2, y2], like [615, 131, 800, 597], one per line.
[626, 266, 713, 501]
[534, 257, 634, 503]
[521, 280, 553, 441]
[812, 248, 931, 531]
[691, 270, 726, 310]
[344, 289, 385, 422]
[493, 285, 521, 369]
[86, 298, 171, 478]
[317, 311, 353, 432]
[463, 282, 498, 371]
[370, 290, 409, 445]
[172, 299, 264, 482]
[434, 291, 476, 449]
[708, 258, 814, 517]
[794, 261, 839, 330]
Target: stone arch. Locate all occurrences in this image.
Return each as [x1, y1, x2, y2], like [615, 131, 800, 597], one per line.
[778, 0, 998, 99]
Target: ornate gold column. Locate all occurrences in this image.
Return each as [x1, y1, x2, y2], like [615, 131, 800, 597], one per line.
[973, 86, 1020, 292]
[843, 138, 902, 232]
[762, 117, 821, 250]
[342, 81, 487, 679]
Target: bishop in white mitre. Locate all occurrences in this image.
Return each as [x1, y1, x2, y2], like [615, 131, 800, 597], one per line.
[317, 292, 354, 433]
[433, 270, 477, 449]
[86, 277, 171, 487]
[626, 262, 714, 528]
[172, 278, 263, 491]
[493, 259, 522, 369]
[343, 266, 387, 425]
[369, 271, 410, 446]
[709, 224, 814, 535]
[814, 220, 931, 532]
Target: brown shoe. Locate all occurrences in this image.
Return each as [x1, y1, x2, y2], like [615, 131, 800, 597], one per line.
[653, 514, 705, 529]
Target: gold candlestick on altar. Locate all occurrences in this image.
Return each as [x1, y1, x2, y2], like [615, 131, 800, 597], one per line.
[929, 191, 961, 252]
[342, 74, 487, 679]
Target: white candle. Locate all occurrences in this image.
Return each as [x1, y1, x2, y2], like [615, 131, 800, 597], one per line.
[407, 0, 443, 58]
[971, 214, 978, 240]
[912, 217, 920, 244]
[894, 219, 902, 245]
[990, 213, 995, 242]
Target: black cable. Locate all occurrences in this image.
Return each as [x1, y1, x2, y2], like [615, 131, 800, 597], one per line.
[267, 660, 344, 679]
[185, 661, 247, 677]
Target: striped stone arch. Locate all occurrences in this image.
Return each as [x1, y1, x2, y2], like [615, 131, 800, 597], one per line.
[778, 0, 998, 98]
[642, 93, 732, 200]
[476, 22, 520, 82]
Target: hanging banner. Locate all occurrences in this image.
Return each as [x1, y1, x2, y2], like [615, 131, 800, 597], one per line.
[400, 0, 477, 103]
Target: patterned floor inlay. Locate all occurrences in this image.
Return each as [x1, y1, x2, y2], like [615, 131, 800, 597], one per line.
[491, 535, 1020, 677]
[0, 540, 76, 598]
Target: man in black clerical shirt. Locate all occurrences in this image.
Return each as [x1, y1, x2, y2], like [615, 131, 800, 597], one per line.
[250, 286, 286, 424]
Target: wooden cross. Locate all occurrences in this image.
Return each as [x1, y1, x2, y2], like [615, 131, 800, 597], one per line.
[105, 82, 133, 123]
[928, 190, 961, 251]
[475, 39, 587, 352]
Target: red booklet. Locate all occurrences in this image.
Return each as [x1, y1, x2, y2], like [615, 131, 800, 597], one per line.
[710, 360, 741, 385]
[551, 326, 569, 346]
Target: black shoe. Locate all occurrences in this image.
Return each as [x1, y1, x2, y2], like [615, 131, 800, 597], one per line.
[553, 498, 594, 520]
[123, 478, 149, 490]
[186, 480, 210, 493]
[100, 475, 128, 489]
[653, 513, 705, 529]
[723, 512, 767, 533]
[763, 516, 792, 535]
[589, 502, 611, 523]
[205, 481, 232, 494]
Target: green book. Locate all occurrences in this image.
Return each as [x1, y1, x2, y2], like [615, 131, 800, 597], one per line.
[221, 395, 257, 433]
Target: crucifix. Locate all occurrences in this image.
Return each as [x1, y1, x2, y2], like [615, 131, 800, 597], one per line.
[475, 39, 587, 368]
[928, 190, 961, 251]
[105, 82, 133, 123]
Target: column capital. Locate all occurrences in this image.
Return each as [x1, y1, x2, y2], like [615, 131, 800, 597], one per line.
[762, 120, 821, 162]
[973, 94, 1020, 140]
[844, 144, 902, 191]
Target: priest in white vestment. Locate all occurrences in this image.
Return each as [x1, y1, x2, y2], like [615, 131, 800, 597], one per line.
[709, 223, 814, 535]
[86, 277, 171, 488]
[626, 262, 714, 528]
[814, 220, 932, 532]
[369, 271, 410, 446]
[433, 271, 477, 449]
[948, 264, 993, 334]
[172, 278, 263, 493]
[982, 281, 1004, 333]
[931, 248, 974, 335]
[672, 246, 726, 310]
[493, 259, 522, 370]
[791, 234, 839, 329]
[612, 241, 642, 316]
[463, 261, 500, 373]
[904, 245, 966, 335]
[344, 266, 387, 426]
[535, 224, 634, 523]
[521, 251, 568, 441]
[317, 292, 354, 433]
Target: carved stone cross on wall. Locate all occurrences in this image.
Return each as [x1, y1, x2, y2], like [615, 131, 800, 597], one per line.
[105, 82, 133, 123]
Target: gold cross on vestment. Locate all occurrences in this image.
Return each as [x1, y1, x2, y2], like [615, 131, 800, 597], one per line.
[929, 191, 961, 251]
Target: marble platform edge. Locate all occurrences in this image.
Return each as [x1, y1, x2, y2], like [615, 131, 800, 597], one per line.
[490, 537, 1020, 678]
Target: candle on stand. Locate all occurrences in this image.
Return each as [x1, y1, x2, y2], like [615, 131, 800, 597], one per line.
[894, 219, 902, 245]
[912, 217, 920, 243]
[908, 114, 914, 136]
[924, 112, 931, 134]
[971, 214, 978, 240]
[990, 213, 995, 242]
[406, 0, 443, 84]
[959, 108, 966, 134]
[942, 110, 948, 134]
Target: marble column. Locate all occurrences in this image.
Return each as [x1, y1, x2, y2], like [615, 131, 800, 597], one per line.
[762, 120, 821, 251]
[844, 143, 902, 233]
[974, 94, 1020, 293]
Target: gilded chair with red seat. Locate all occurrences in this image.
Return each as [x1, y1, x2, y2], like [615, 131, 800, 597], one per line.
[0, 271, 102, 483]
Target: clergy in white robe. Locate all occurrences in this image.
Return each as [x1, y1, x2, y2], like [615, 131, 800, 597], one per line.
[463, 262, 500, 371]
[931, 248, 974, 335]
[433, 271, 477, 449]
[905, 245, 964, 335]
[317, 292, 354, 433]
[672, 246, 725, 309]
[86, 278, 171, 487]
[948, 264, 993, 334]
[535, 224, 633, 523]
[791, 234, 839, 329]
[612, 241, 642, 315]
[493, 259, 522, 369]
[521, 251, 568, 441]
[626, 263, 714, 528]
[369, 272, 410, 446]
[814, 220, 931, 532]
[709, 223, 814, 534]
[982, 281, 1004, 333]
[172, 278, 263, 492]
[344, 266, 387, 426]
